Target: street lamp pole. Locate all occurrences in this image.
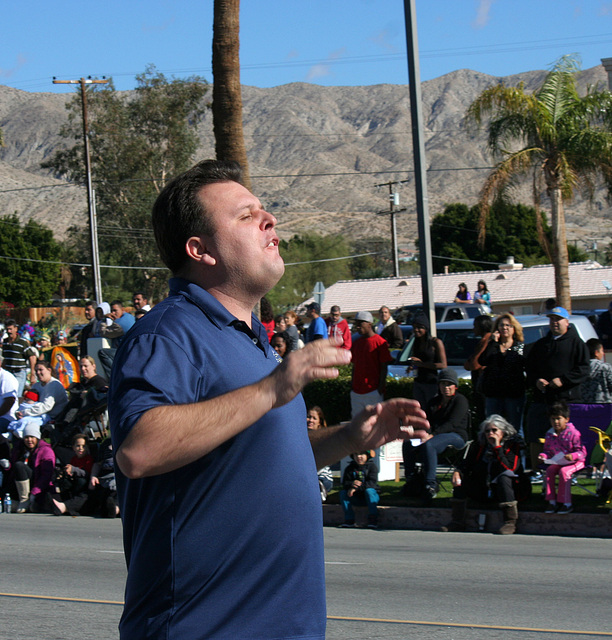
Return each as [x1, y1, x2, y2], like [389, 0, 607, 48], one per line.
[52, 77, 108, 304]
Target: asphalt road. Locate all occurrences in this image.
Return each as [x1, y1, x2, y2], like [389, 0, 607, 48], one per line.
[0, 515, 609, 640]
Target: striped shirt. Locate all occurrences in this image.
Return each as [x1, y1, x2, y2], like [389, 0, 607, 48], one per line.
[1, 337, 36, 373]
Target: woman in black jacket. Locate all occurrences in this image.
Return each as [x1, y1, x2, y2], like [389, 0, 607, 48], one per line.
[441, 414, 530, 535]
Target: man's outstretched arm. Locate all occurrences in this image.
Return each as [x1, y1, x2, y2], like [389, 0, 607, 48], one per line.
[116, 339, 351, 479]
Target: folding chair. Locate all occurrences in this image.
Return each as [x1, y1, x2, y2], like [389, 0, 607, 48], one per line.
[437, 439, 472, 491]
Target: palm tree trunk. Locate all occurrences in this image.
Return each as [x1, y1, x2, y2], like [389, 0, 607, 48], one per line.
[550, 187, 572, 312]
[212, 0, 251, 191]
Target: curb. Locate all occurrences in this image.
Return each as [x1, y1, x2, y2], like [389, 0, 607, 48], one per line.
[323, 504, 612, 537]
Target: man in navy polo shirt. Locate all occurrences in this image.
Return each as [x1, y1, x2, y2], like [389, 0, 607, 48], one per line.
[109, 160, 429, 640]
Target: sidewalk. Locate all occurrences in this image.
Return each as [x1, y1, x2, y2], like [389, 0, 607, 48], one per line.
[322, 504, 612, 537]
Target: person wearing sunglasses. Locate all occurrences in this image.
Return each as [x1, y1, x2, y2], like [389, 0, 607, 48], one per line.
[441, 414, 530, 535]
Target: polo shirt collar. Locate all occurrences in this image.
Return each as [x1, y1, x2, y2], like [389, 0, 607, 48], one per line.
[168, 277, 268, 348]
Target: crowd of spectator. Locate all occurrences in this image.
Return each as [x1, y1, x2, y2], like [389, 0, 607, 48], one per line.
[0, 292, 152, 516]
[1, 293, 611, 532]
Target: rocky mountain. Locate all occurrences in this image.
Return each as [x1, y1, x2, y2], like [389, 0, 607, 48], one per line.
[1, 65, 610, 252]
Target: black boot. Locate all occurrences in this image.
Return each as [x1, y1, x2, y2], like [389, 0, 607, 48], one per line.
[441, 499, 467, 532]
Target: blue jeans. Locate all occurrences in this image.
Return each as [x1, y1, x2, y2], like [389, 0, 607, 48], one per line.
[403, 432, 465, 488]
[11, 370, 27, 398]
[485, 396, 525, 436]
[339, 488, 379, 521]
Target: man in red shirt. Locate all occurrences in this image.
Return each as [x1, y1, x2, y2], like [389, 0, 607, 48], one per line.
[350, 311, 393, 417]
[326, 305, 352, 350]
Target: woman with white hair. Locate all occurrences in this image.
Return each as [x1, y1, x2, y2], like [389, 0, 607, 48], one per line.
[441, 414, 530, 535]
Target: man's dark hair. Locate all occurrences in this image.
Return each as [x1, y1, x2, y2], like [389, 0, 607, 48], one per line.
[5, 319, 17, 328]
[110, 300, 124, 308]
[474, 314, 494, 334]
[152, 159, 243, 274]
[548, 400, 570, 419]
[132, 292, 147, 301]
[586, 337, 603, 359]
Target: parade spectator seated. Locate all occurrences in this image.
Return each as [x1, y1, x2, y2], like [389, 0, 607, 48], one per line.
[83, 437, 118, 518]
[6, 360, 68, 440]
[306, 406, 333, 501]
[581, 339, 612, 404]
[441, 415, 529, 535]
[8, 423, 55, 513]
[48, 433, 95, 516]
[60, 357, 108, 424]
[454, 282, 471, 303]
[402, 368, 468, 504]
[538, 401, 586, 514]
[339, 450, 380, 529]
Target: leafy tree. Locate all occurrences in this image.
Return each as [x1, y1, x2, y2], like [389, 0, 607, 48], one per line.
[43, 66, 208, 303]
[349, 236, 395, 279]
[430, 201, 588, 273]
[213, 0, 251, 189]
[0, 215, 62, 307]
[465, 55, 612, 311]
[266, 233, 351, 310]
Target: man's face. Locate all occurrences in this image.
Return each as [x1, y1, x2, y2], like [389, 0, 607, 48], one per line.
[84, 305, 95, 321]
[329, 309, 341, 323]
[439, 380, 457, 397]
[355, 320, 371, 336]
[6, 325, 18, 340]
[110, 304, 123, 319]
[549, 315, 569, 336]
[133, 294, 147, 310]
[197, 181, 284, 296]
[379, 307, 391, 323]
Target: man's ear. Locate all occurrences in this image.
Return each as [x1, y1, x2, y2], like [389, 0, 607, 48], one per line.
[185, 236, 216, 266]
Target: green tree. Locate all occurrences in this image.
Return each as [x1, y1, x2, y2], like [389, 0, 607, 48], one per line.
[430, 201, 587, 273]
[349, 236, 394, 279]
[43, 66, 209, 303]
[465, 55, 612, 311]
[267, 233, 351, 310]
[0, 215, 62, 307]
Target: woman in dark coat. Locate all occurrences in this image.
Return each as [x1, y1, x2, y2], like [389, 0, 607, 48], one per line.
[441, 414, 529, 535]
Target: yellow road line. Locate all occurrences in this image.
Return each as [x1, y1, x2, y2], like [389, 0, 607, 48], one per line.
[1, 594, 607, 637]
[328, 615, 612, 636]
[0, 592, 123, 606]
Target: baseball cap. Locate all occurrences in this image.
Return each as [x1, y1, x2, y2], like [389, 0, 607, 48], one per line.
[547, 306, 570, 320]
[354, 311, 374, 323]
[306, 302, 321, 314]
[438, 368, 459, 386]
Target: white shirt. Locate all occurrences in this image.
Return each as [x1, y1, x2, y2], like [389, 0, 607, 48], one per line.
[0, 368, 19, 421]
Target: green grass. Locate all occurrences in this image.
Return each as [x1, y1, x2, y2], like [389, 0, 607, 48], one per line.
[326, 475, 612, 514]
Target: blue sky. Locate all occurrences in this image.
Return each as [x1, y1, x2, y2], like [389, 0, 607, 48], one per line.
[2, 1, 612, 93]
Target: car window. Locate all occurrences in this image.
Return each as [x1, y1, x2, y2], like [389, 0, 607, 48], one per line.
[523, 326, 548, 344]
[437, 329, 480, 365]
[466, 307, 481, 318]
[445, 308, 463, 322]
[395, 336, 415, 365]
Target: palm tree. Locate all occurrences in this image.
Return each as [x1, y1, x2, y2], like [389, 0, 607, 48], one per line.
[465, 55, 612, 311]
[212, 0, 251, 191]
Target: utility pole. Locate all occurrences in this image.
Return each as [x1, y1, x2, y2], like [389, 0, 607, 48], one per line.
[375, 179, 407, 277]
[53, 77, 108, 304]
[404, 0, 436, 334]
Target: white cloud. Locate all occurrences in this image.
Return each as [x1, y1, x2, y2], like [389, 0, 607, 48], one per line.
[305, 47, 346, 82]
[472, 0, 494, 29]
[0, 54, 27, 78]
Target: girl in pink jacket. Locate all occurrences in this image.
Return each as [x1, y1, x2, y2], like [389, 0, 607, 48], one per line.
[538, 400, 586, 514]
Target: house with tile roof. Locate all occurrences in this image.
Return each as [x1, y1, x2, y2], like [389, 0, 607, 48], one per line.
[300, 260, 612, 317]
